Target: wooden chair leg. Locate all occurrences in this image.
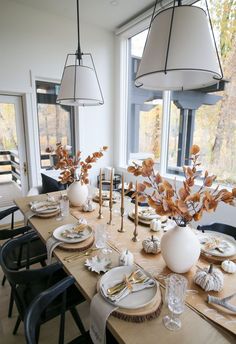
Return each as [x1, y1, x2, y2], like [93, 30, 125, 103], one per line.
[70, 308, 86, 335]
[13, 316, 21, 335]
[8, 288, 14, 318]
[58, 312, 65, 344]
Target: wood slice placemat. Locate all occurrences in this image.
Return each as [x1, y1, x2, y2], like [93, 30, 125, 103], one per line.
[58, 234, 94, 252]
[200, 251, 236, 264]
[112, 285, 162, 323]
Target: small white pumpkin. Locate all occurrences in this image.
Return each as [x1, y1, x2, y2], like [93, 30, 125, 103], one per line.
[83, 200, 95, 212]
[119, 250, 134, 266]
[194, 264, 224, 292]
[221, 260, 236, 274]
[150, 219, 162, 232]
[142, 235, 160, 254]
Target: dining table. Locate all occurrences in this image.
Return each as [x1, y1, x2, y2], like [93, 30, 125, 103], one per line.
[14, 192, 236, 344]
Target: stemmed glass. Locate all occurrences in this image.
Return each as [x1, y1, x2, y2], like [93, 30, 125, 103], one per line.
[95, 224, 112, 255]
[163, 274, 188, 331]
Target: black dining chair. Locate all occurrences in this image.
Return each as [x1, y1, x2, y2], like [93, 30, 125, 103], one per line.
[0, 206, 47, 317]
[0, 232, 86, 343]
[197, 223, 236, 240]
[24, 275, 90, 344]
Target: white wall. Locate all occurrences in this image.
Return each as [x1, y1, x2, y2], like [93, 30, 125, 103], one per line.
[0, 0, 115, 188]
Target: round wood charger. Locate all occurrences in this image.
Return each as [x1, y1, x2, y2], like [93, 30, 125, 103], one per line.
[58, 234, 95, 252]
[97, 279, 162, 323]
[201, 251, 236, 264]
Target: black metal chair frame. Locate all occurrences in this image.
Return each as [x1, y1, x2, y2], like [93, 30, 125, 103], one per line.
[0, 233, 86, 344]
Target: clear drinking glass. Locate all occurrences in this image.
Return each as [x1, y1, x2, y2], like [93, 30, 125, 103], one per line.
[56, 195, 69, 221]
[163, 274, 188, 331]
[95, 224, 112, 254]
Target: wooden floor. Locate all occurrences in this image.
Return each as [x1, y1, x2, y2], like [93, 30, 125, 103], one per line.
[0, 267, 90, 344]
[0, 181, 22, 208]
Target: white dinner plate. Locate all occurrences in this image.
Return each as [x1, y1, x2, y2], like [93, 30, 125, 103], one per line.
[31, 201, 60, 214]
[197, 230, 236, 257]
[53, 223, 93, 243]
[99, 266, 157, 309]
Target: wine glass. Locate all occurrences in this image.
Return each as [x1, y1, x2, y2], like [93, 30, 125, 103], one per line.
[163, 274, 188, 331]
[95, 224, 112, 255]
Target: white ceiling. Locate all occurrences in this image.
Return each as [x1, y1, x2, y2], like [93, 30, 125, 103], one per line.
[12, 0, 156, 31]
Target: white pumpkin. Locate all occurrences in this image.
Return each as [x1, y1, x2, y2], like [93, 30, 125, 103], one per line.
[221, 260, 236, 274]
[150, 219, 162, 232]
[194, 264, 224, 292]
[83, 200, 95, 212]
[119, 250, 134, 266]
[142, 236, 160, 254]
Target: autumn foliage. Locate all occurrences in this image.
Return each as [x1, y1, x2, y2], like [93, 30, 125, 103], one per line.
[54, 143, 108, 185]
[127, 145, 236, 226]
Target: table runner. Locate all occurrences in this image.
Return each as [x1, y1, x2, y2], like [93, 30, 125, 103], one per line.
[71, 207, 236, 336]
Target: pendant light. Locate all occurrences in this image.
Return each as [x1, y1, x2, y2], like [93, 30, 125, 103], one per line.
[57, 0, 104, 106]
[135, 0, 223, 91]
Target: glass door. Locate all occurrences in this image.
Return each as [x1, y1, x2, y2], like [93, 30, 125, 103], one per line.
[0, 94, 29, 207]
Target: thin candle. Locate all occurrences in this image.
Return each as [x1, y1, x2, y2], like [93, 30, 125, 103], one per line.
[121, 174, 124, 209]
[110, 168, 113, 207]
[99, 168, 102, 205]
[135, 180, 138, 226]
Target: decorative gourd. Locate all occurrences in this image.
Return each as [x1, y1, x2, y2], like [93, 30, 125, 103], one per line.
[193, 264, 224, 292]
[142, 235, 160, 254]
[150, 219, 162, 232]
[119, 250, 134, 266]
[221, 260, 236, 274]
[83, 199, 95, 212]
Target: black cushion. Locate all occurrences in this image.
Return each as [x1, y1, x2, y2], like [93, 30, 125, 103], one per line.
[41, 173, 65, 194]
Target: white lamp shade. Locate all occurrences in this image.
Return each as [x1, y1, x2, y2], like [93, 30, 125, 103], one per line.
[135, 6, 222, 91]
[57, 64, 103, 106]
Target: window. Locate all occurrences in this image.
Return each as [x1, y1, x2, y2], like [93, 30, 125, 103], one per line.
[125, 0, 236, 187]
[36, 81, 75, 168]
[127, 30, 163, 167]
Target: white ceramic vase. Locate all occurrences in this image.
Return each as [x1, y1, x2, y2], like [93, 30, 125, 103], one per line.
[67, 181, 88, 207]
[160, 224, 200, 273]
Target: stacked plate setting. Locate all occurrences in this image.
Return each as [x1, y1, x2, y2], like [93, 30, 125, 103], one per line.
[30, 201, 60, 218]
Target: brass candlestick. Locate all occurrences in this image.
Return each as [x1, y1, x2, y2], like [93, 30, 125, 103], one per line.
[118, 206, 125, 232]
[132, 181, 139, 241]
[98, 168, 103, 219]
[107, 168, 113, 225]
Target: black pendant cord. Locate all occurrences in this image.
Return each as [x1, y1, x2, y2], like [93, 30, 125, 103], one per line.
[205, 0, 223, 80]
[76, 0, 82, 62]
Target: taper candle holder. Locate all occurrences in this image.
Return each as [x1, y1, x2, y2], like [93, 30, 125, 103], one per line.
[98, 201, 104, 219]
[107, 201, 113, 225]
[118, 206, 125, 232]
[132, 220, 139, 242]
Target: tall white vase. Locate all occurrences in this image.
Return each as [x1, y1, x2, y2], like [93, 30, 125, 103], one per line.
[67, 181, 88, 207]
[160, 225, 200, 273]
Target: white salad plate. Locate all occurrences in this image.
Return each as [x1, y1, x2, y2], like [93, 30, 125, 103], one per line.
[53, 223, 93, 243]
[198, 230, 236, 258]
[99, 266, 157, 309]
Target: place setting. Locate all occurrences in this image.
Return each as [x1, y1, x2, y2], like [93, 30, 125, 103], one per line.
[46, 219, 95, 264]
[90, 263, 162, 344]
[197, 230, 236, 263]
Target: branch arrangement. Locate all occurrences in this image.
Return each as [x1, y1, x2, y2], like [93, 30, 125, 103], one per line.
[128, 145, 236, 226]
[54, 143, 108, 185]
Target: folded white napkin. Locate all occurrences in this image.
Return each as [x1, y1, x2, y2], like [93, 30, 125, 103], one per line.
[46, 236, 62, 264]
[101, 274, 156, 303]
[90, 293, 118, 344]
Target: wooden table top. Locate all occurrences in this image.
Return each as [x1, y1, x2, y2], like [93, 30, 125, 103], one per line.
[14, 193, 236, 344]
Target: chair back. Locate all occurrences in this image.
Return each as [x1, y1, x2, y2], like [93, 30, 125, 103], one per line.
[24, 276, 75, 344]
[197, 223, 236, 240]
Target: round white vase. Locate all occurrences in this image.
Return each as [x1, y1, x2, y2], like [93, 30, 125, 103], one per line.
[160, 225, 200, 273]
[67, 181, 88, 207]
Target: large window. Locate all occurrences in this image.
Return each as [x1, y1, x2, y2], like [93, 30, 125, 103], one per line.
[36, 81, 75, 168]
[126, 0, 236, 187]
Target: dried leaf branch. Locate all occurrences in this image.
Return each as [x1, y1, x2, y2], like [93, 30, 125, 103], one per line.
[127, 145, 236, 227]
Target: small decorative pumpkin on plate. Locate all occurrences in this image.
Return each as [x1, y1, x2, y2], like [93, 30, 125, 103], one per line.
[119, 249, 134, 266]
[193, 264, 224, 292]
[221, 260, 236, 274]
[142, 235, 160, 254]
[150, 219, 162, 232]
